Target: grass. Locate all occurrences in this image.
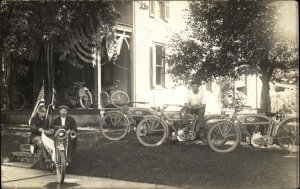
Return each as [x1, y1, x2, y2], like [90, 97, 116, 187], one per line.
[1, 127, 299, 189]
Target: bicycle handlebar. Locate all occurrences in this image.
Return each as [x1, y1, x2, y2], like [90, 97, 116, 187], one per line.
[129, 101, 149, 104]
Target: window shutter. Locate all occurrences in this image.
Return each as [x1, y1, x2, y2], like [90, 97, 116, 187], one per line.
[164, 1, 170, 22]
[149, 1, 155, 18]
[150, 45, 156, 89]
[162, 46, 166, 87]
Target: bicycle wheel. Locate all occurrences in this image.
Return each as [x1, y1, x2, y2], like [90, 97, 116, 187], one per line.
[100, 112, 129, 140]
[111, 91, 129, 108]
[12, 91, 26, 110]
[136, 117, 168, 147]
[275, 118, 299, 153]
[65, 86, 79, 107]
[56, 150, 66, 184]
[201, 115, 224, 144]
[79, 90, 92, 108]
[100, 91, 110, 107]
[207, 120, 240, 153]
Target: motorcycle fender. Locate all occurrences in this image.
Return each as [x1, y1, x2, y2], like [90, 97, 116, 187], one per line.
[141, 115, 169, 137]
[57, 144, 65, 151]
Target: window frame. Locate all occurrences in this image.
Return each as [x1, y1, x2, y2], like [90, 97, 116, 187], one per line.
[149, 0, 169, 22]
[151, 43, 166, 89]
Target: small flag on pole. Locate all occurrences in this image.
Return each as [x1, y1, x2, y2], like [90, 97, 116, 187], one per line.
[28, 83, 45, 126]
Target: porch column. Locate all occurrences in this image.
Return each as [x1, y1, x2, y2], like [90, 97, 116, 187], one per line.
[94, 50, 101, 109]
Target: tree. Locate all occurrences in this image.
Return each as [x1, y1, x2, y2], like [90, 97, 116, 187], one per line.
[166, 0, 298, 111]
[0, 0, 120, 108]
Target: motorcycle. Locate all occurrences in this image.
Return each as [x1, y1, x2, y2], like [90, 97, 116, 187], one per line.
[37, 127, 76, 184]
[136, 104, 224, 147]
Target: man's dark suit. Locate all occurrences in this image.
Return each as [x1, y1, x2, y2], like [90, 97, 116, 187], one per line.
[51, 116, 77, 161]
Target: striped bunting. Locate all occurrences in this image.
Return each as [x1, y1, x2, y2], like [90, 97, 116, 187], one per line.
[41, 131, 55, 162]
[69, 24, 100, 67]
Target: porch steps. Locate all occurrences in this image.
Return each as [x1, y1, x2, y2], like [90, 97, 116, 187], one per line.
[10, 144, 41, 164]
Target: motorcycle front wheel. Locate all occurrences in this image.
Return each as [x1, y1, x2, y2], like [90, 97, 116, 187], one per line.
[207, 120, 240, 153]
[56, 150, 66, 184]
[136, 117, 168, 147]
[275, 117, 299, 153]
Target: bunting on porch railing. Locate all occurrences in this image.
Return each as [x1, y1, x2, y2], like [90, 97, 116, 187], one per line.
[68, 23, 99, 67]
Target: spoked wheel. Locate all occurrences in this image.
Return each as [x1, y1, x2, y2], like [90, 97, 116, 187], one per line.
[79, 90, 92, 108]
[65, 86, 79, 107]
[12, 91, 26, 110]
[111, 91, 129, 108]
[275, 118, 299, 153]
[100, 112, 129, 140]
[136, 117, 168, 147]
[199, 115, 224, 144]
[207, 120, 240, 153]
[56, 150, 66, 184]
[100, 91, 110, 107]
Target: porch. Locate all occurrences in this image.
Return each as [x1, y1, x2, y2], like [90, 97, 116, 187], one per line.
[1, 109, 101, 127]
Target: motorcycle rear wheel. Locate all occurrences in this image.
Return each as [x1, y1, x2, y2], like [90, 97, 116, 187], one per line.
[56, 150, 66, 184]
[100, 112, 129, 140]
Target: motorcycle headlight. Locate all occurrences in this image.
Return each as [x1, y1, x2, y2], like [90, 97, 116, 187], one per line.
[56, 129, 66, 139]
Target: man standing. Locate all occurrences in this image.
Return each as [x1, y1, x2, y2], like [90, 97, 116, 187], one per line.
[184, 81, 206, 135]
[51, 105, 77, 164]
[30, 105, 51, 162]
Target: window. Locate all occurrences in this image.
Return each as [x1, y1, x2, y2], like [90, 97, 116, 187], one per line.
[151, 43, 165, 88]
[149, 1, 169, 21]
[206, 81, 213, 92]
[149, 1, 155, 17]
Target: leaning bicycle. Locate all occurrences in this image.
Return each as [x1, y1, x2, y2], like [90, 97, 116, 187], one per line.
[207, 94, 299, 153]
[65, 82, 92, 108]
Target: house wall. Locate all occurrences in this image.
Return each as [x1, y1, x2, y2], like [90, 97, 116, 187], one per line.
[132, 1, 222, 114]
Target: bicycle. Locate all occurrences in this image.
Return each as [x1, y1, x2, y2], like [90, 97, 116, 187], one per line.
[207, 94, 299, 153]
[65, 82, 92, 108]
[100, 101, 153, 141]
[135, 104, 224, 147]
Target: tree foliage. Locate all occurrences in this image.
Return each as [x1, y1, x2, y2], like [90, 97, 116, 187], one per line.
[166, 0, 298, 110]
[0, 0, 120, 68]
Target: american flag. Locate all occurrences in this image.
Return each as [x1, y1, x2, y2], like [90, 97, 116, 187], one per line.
[28, 84, 45, 126]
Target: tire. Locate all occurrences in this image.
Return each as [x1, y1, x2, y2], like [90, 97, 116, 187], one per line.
[12, 91, 26, 110]
[65, 86, 79, 107]
[207, 120, 240, 153]
[56, 150, 66, 184]
[100, 91, 110, 107]
[201, 115, 225, 144]
[136, 117, 168, 147]
[100, 112, 129, 140]
[275, 118, 299, 153]
[111, 91, 129, 108]
[79, 90, 92, 108]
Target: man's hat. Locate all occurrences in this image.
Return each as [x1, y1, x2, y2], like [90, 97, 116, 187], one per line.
[58, 105, 70, 111]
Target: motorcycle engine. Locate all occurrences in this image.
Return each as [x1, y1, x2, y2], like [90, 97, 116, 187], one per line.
[177, 129, 196, 141]
[251, 132, 273, 147]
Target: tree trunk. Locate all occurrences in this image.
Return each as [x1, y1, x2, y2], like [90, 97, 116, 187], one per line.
[259, 74, 271, 112]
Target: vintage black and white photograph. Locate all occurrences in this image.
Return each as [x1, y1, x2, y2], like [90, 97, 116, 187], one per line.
[1, 0, 299, 188]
